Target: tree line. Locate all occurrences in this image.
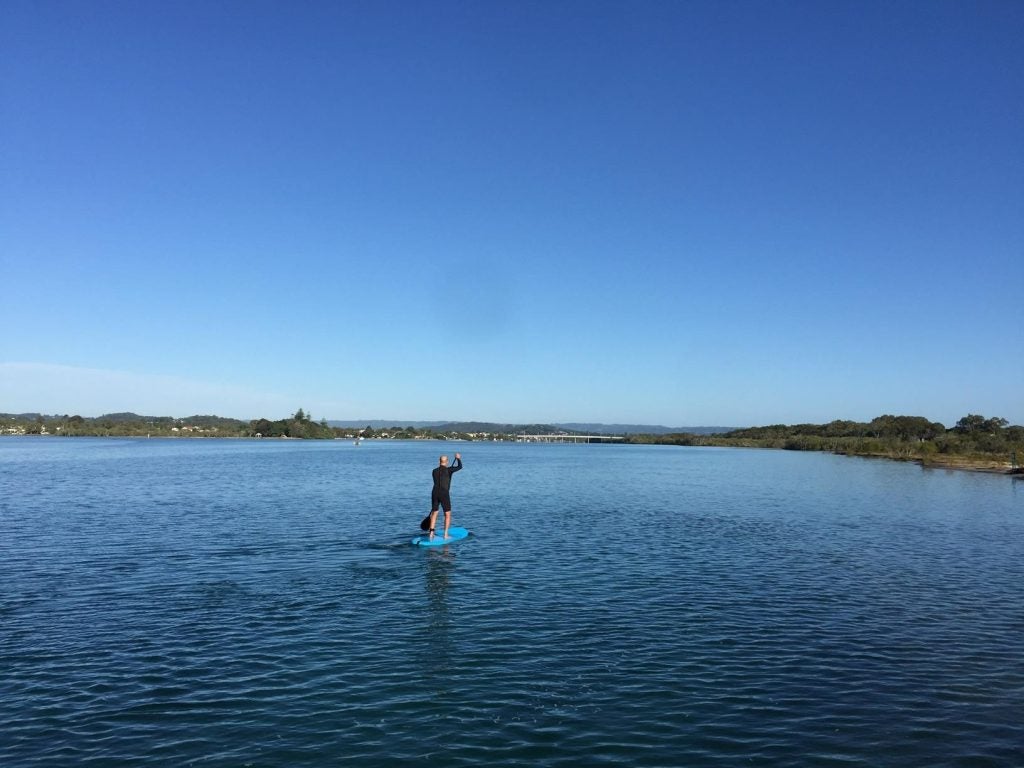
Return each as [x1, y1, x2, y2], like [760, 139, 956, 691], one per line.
[0, 410, 524, 441]
[627, 413, 1023, 468]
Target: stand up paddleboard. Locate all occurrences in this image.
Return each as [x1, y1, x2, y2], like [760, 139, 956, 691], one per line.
[412, 527, 469, 547]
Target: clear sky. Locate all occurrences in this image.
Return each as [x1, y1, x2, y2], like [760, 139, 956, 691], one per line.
[2, 1, 1022, 427]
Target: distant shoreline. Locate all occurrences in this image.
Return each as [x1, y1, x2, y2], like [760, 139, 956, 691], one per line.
[5, 432, 1020, 476]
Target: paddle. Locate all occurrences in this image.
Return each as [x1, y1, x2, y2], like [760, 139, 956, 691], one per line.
[420, 515, 431, 531]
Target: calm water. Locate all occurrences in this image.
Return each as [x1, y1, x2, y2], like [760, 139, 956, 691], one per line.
[2, 438, 1022, 767]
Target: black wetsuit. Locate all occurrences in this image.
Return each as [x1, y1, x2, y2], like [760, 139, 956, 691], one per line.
[430, 457, 462, 512]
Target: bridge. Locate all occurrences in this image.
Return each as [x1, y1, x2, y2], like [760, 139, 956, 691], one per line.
[516, 434, 625, 443]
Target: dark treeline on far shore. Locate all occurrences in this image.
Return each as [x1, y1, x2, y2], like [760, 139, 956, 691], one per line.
[0, 409, 548, 442]
[626, 414, 1023, 472]
[3, 410, 1021, 472]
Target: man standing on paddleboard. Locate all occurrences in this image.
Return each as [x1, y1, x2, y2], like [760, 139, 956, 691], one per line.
[429, 453, 462, 541]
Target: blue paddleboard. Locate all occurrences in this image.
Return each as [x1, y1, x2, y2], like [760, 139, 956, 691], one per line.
[412, 527, 469, 547]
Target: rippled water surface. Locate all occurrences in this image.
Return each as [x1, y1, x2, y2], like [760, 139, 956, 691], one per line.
[2, 438, 1022, 766]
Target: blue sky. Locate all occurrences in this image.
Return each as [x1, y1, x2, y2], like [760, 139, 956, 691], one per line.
[2, 1, 1022, 427]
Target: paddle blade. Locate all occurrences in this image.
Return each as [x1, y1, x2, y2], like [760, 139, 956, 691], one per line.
[420, 515, 431, 531]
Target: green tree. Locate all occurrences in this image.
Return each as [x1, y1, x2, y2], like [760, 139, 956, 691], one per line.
[251, 418, 276, 437]
[983, 416, 1008, 433]
[953, 414, 1006, 434]
[954, 414, 982, 433]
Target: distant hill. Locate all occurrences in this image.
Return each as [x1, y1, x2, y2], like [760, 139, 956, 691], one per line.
[327, 420, 447, 429]
[0, 412, 248, 428]
[98, 412, 161, 422]
[326, 420, 560, 433]
[326, 419, 736, 435]
[94, 412, 247, 427]
[555, 423, 736, 436]
[436, 422, 560, 434]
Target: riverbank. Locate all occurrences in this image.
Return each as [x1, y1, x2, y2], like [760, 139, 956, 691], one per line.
[793, 447, 1020, 475]
[635, 435, 1022, 477]
[916, 455, 1022, 475]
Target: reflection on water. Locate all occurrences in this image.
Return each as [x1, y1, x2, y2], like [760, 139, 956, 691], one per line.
[425, 548, 454, 616]
[423, 548, 456, 668]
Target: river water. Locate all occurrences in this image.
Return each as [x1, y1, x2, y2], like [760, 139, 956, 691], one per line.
[1, 437, 1022, 766]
